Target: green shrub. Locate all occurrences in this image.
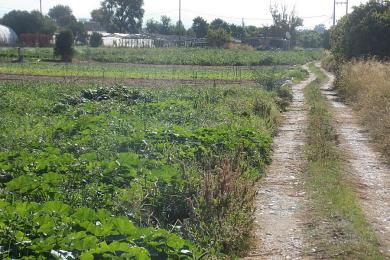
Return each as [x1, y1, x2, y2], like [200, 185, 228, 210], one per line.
[207, 28, 231, 48]
[89, 32, 103, 48]
[54, 30, 74, 62]
[331, 1, 390, 60]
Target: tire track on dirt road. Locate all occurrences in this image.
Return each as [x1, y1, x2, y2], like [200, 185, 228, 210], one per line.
[245, 66, 316, 259]
[319, 66, 390, 257]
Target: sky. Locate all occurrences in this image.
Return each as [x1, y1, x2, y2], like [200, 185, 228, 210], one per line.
[0, 0, 370, 29]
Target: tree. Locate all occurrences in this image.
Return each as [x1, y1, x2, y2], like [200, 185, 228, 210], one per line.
[48, 5, 87, 45]
[314, 24, 326, 34]
[322, 29, 331, 50]
[269, 3, 303, 47]
[192, 16, 209, 38]
[145, 16, 184, 36]
[296, 30, 322, 48]
[145, 19, 160, 33]
[210, 18, 230, 33]
[91, 0, 144, 33]
[1, 10, 44, 36]
[48, 5, 74, 27]
[331, 1, 390, 60]
[89, 32, 103, 47]
[207, 28, 231, 48]
[160, 15, 173, 34]
[229, 24, 245, 39]
[246, 25, 262, 37]
[54, 30, 74, 62]
[174, 21, 186, 36]
[91, 8, 114, 32]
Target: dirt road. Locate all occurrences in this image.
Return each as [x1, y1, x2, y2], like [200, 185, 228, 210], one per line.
[245, 67, 316, 259]
[319, 66, 390, 257]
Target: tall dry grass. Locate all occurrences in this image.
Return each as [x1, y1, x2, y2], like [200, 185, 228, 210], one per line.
[336, 60, 390, 163]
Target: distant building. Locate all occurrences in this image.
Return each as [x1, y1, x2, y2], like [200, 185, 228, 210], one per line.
[0, 24, 18, 45]
[82, 21, 105, 32]
[96, 33, 154, 48]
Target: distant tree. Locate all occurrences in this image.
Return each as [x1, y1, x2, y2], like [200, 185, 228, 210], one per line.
[69, 21, 87, 44]
[145, 16, 185, 35]
[160, 15, 173, 34]
[145, 19, 160, 33]
[331, 1, 390, 60]
[0, 10, 57, 46]
[48, 5, 86, 44]
[246, 25, 262, 37]
[210, 18, 231, 33]
[37, 15, 57, 36]
[314, 24, 326, 34]
[192, 16, 209, 38]
[322, 29, 331, 50]
[207, 28, 231, 48]
[269, 3, 303, 46]
[91, 0, 144, 33]
[174, 21, 186, 36]
[89, 32, 103, 47]
[297, 30, 322, 48]
[1, 10, 43, 36]
[229, 24, 245, 39]
[91, 8, 114, 31]
[48, 5, 74, 27]
[54, 29, 74, 62]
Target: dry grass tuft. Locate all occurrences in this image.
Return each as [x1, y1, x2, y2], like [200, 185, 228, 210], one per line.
[336, 60, 390, 163]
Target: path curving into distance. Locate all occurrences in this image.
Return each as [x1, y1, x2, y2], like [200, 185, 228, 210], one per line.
[319, 66, 390, 257]
[245, 66, 316, 259]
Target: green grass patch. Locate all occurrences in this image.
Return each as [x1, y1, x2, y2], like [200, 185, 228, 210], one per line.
[303, 64, 383, 259]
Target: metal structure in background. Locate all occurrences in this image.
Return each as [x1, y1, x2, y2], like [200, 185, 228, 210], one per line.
[333, 0, 349, 26]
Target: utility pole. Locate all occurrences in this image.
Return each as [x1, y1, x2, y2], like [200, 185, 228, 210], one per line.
[40, 0, 42, 15]
[179, 0, 182, 43]
[242, 18, 245, 41]
[333, 0, 336, 26]
[333, 0, 349, 26]
[179, 0, 182, 26]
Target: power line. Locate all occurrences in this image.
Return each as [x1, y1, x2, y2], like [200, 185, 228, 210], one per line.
[333, 0, 349, 26]
[182, 9, 329, 22]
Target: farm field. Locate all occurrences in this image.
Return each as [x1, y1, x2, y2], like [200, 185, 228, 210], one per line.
[0, 62, 307, 82]
[0, 47, 322, 66]
[0, 75, 294, 258]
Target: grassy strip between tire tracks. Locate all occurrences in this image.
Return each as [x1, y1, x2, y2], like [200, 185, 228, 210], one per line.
[303, 64, 384, 259]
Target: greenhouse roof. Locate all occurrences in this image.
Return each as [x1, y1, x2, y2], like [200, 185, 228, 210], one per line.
[0, 24, 18, 45]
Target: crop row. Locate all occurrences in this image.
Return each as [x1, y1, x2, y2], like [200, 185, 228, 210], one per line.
[0, 79, 296, 257]
[0, 47, 322, 66]
[0, 62, 306, 82]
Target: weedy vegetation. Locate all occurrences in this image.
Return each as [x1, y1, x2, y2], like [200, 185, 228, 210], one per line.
[0, 76, 295, 258]
[334, 60, 390, 164]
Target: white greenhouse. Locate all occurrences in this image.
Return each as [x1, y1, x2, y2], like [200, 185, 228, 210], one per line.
[0, 24, 18, 45]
